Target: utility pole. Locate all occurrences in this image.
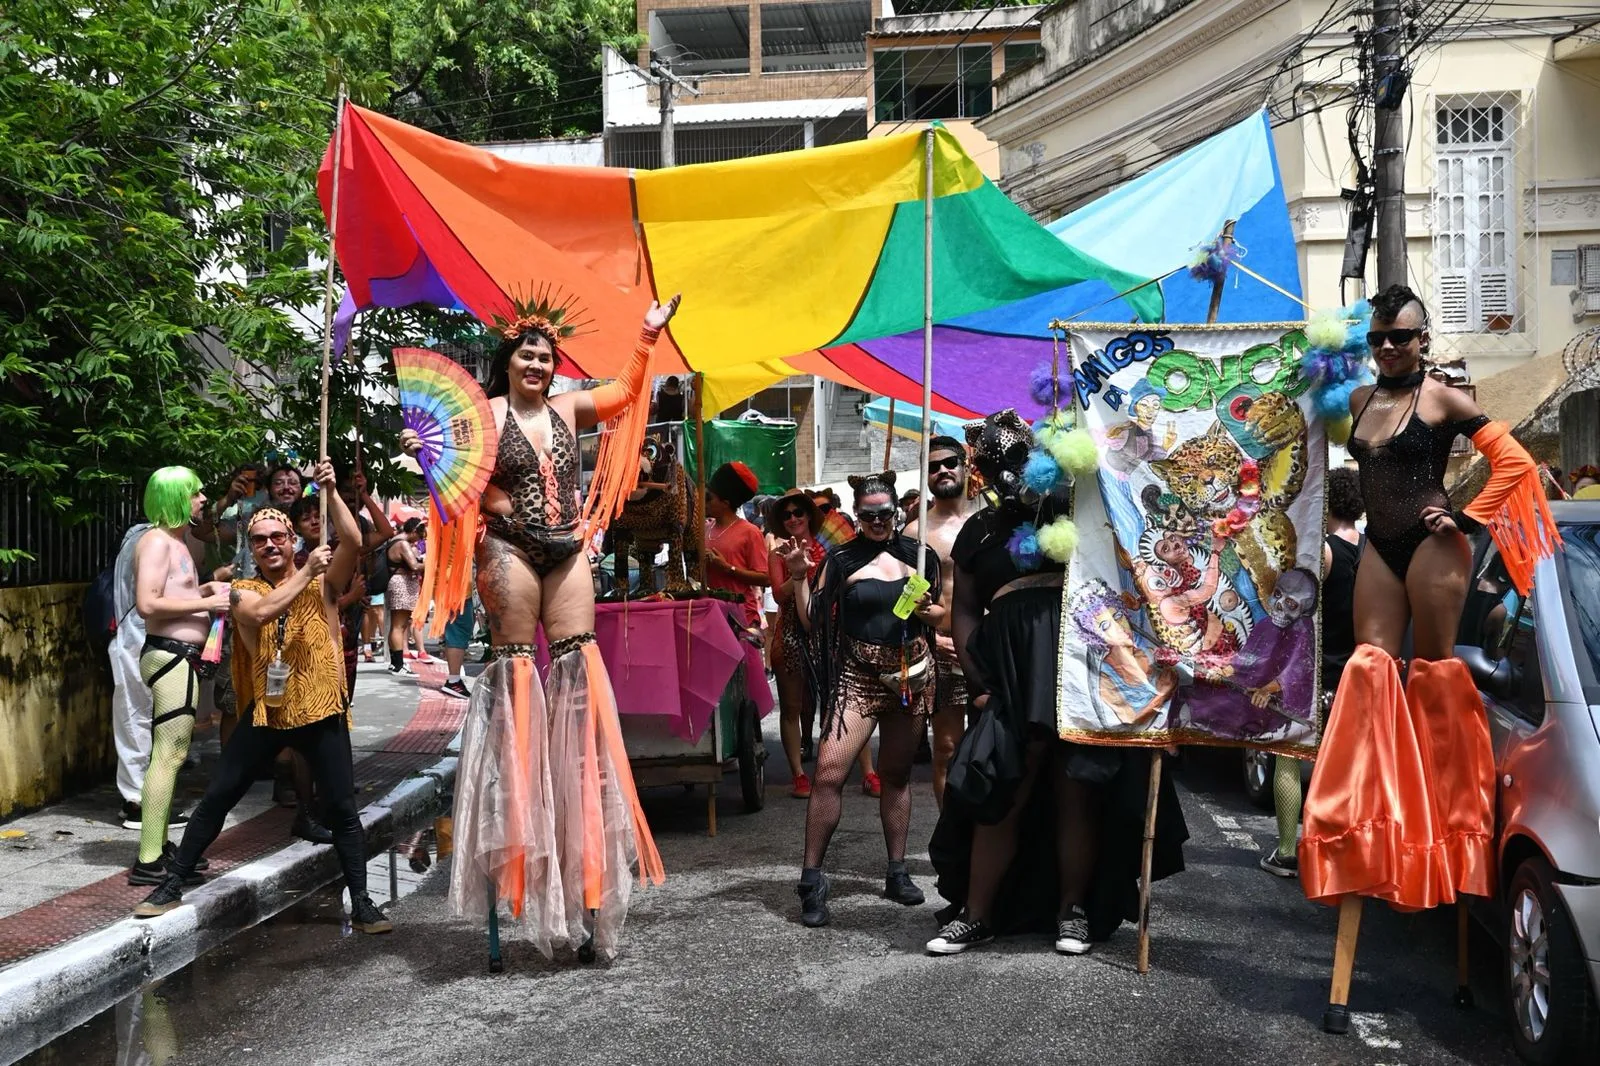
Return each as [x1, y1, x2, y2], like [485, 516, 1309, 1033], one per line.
[1372, 0, 1408, 289]
[647, 58, 699, 168]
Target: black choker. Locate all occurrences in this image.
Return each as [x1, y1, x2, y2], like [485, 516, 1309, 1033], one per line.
[1376, 370, 1425, 390]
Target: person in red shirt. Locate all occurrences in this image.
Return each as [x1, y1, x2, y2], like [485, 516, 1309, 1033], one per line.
[704, 462, 769, 630]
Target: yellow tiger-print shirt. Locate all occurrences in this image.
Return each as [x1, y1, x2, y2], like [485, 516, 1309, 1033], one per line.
[231, 576, 348, 729]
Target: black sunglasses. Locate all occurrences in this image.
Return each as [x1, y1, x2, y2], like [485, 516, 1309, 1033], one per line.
[780, 508, 806, 521]
[1367, 328, 1423, 349]
[815, 502, 832, 513]
[857, 506, 895, 523]
[928, 455, 963, 473]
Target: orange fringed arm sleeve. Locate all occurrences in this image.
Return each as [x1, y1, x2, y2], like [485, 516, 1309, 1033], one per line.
[579, 326, 661, 541]
[418, 498, 481, 640]
[1461, 421, 1561, 595]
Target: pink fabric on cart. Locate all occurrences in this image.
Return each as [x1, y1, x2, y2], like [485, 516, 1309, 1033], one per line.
[535, 600, 773, 744]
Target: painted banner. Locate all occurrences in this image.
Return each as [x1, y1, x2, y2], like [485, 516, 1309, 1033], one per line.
[1058, 325, 1325, 757]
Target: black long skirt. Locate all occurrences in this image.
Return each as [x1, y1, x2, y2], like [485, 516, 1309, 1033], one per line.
[930, 586, 1189, 940]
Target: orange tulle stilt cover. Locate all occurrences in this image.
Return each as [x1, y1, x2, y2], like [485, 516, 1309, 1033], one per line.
[1300, 645, 1495, 910]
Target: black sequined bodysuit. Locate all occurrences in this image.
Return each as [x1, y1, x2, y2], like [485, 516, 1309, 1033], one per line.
[485, 407, 582, 576]
[1347, 386, 1488, 580]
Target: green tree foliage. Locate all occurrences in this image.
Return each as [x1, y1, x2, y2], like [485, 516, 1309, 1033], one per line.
[0, 0, 634, 556]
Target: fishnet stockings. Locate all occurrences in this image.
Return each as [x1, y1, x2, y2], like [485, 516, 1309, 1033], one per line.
[1273, 755, 1302, 855]
[802, 704, 925, 869]
[137, 649, 197, 863]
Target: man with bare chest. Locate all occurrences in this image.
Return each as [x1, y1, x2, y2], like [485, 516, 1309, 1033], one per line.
[129, 467, 230, 885]
[902, 437, 975, 809]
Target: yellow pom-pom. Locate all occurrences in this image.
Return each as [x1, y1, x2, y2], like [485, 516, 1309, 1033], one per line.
[1326, 415, 1353, 446]
[1038, 517, 1079, 562]
[1306, 308, 1347, 350]
[1048, 428, 1100, 478]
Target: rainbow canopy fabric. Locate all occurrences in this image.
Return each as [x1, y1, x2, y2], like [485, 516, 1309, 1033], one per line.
[821, 111, 1305, 422]
[320, 105, 1158, 414]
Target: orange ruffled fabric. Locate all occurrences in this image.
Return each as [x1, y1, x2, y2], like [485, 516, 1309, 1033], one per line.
[580, 325, 660, 543]
[1463, 421, 1561, 596]
[1300, 645, 1494, 910]
[419, 498, 481, 639]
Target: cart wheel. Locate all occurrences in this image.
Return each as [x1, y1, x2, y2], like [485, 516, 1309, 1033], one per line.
[737, 698, 766, 813]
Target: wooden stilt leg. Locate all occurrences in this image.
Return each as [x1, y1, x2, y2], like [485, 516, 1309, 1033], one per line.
[1323, 894, 1363, 1033]
[579, 908, 598, 963]
[1135, 750, 1163, 975]
[486, 882, 503, 974]
[1454, 902, 1475, 1008]
[707, 782, 718, 838]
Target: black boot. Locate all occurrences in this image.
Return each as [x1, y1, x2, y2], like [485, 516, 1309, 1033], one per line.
[884, 862, 924, 906]
[797, 870, 830, 928]
[291, 812, 335, 845]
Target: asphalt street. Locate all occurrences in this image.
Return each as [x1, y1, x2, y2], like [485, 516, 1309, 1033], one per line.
[22, 743, 1522, 1066]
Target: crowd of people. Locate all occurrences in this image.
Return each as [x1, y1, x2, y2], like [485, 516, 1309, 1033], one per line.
[103, 284, 1561, 1005]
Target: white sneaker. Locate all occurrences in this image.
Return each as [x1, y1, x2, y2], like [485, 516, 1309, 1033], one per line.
[1054, 907, 1091, 955]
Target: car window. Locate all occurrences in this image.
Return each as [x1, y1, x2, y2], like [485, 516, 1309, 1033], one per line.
[1558, 523, 1600, 704]
[1465, 542, 1542, 724]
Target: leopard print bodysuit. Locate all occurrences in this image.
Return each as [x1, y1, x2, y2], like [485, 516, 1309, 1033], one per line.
[485, 406, 582, 576]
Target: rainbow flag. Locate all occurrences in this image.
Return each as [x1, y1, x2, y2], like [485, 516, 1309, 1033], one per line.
[320, 106, 1160, 415]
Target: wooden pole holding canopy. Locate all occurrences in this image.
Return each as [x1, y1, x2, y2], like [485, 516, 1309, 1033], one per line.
[883, 398, 896, 470]
[316, 86, 349, 545]
[914, 128, 934, 572]
[693, 371, 708, 588]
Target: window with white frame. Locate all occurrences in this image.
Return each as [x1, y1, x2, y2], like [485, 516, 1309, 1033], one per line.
[1578, 245, 1600, 317]
[1432, 99, 1518, 333]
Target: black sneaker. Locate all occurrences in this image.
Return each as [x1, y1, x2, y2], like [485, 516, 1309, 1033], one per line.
[168, 808, 191, 830]
[133, 873, 186, 917]
[797, 874, 831, 928]
[1055, 906, 1091, 955]
[926, 915, 995, 955]
[884, 868, 925, 906]
[1259, 847, 1299, 878]
[291, 813, 335, 846]
[120, 801, 142, 830]
[129, 849, 204, 888]
[440, 679, 470, 700]
[350, 894, 393, 934]
[162, 840, 208, 872]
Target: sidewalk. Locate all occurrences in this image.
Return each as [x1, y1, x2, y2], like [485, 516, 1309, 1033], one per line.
[0, 654, 470, 1061]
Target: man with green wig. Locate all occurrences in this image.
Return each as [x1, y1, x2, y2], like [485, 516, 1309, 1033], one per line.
[128, 466, 232, 885]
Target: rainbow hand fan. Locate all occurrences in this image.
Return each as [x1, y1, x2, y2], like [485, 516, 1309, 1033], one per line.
[393, 348, 498, 522]
[816, 510, 856, 550]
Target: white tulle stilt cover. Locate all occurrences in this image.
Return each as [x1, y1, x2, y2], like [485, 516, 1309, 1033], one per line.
[448, 644, 664, 959]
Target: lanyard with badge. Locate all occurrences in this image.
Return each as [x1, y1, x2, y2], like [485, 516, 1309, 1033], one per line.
[265, 612, 290, 708]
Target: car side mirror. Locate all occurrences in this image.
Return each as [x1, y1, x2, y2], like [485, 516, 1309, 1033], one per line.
[1455, 644, 1518, 701]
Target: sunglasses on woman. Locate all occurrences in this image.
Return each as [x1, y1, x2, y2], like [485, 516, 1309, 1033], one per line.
[1366, 328, 1423, 348]
[857, 506, 895, 524]
[780, 508, 806, 522]
[815, 502, 832, 514]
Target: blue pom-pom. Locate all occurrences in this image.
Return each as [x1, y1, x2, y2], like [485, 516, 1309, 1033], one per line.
[1023, 450, 1062, 493]
[1006, 522, 1041, 571]
[1029, 363, 1058, 407]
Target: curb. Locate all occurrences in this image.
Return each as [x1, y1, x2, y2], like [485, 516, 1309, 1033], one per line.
[0, 747, 458, 1065]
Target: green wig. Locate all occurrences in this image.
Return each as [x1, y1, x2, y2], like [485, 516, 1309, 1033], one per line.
[143, 466, 202, 529]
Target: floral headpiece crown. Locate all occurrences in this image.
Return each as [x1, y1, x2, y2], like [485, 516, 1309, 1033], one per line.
[490, 285, 592, 346]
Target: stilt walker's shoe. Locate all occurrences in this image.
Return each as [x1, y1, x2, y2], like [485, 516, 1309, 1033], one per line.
[1406, 657, 1496, 899]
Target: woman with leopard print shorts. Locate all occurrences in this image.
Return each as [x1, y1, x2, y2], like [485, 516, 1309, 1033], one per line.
[399, 294, 680, 963]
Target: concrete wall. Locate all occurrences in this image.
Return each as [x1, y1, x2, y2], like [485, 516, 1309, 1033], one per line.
[0, 584, 113, 820]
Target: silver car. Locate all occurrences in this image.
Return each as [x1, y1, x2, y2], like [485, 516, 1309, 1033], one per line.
[1456, 500, 1600, 1064]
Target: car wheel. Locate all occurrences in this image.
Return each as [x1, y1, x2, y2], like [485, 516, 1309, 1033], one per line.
[1504, 855, 1600, 1065]
[1242, 748, 1273, 810]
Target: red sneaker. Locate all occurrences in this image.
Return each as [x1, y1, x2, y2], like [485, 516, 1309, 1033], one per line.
[862, 771, 882, 797]
[791, 772, 811, 799]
